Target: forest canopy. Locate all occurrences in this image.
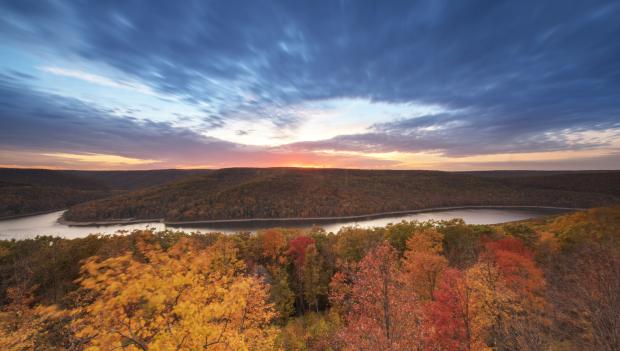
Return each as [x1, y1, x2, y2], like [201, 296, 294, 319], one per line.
[1, 206, 619, 350]
[63, 168, 620, 222]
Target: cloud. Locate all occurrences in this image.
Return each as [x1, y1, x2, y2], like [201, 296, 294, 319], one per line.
[41, 152, 158, 165]
[39, 66, 156, 96]
[0, 75, 396, 169]
[286, 110, 620, 157]
[0, 0, 619, 167]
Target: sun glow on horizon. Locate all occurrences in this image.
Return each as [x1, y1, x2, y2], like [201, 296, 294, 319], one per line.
[41, 152, 159, 166]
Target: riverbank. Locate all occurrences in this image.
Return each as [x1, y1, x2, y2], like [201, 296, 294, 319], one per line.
[1, 207, 584, 241]
[58, 215, 163, 226]
[58, 205, 581, 227]
[0, 209, 68, 221]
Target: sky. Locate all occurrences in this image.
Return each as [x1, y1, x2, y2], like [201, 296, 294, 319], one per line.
[0, 0, 619, 170]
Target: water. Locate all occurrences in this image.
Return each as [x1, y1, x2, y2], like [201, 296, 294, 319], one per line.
[0, 207, 569, 240]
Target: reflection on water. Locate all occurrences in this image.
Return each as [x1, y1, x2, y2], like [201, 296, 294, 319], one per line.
[0, 208, 568, 240]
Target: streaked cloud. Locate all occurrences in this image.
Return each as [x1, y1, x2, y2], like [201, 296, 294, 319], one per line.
[41, 152, 159, 166]
[39, 66, 156, 96]
[0, 0, 618, 169]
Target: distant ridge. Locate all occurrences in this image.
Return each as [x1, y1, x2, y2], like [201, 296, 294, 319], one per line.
[61, 168, 620, 223]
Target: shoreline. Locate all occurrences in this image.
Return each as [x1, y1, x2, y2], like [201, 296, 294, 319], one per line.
[57, 205, 582, 227]
[58, 216, 163, 226]
[0, 209, 67, 221]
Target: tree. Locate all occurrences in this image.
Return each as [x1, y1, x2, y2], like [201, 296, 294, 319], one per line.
[0, 284, 69, 350]
[384, 220, 434, 255]
[259, 229, 288, 264]
[277, 311, 342, 351]
[467, 237, 546, 350]
[334, 227, 384, 264]
[337, 242, 423, 350]
[401, 229, 448, 300]
[70, 236, 280, 350]
[424, 268, 478, 351]
[549, 242, 620, 351]
[440, 220, 490, 268]
[328, 265, 356, 317]
[288, 236, 316, 313]
[268, 266, 296, 322]
[302, 244, 327, 313]
[287, 236, 316, 269]
[503, 223, 537, 247]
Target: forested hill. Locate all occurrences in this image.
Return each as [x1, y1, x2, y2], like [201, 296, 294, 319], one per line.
[2, 205, 620, 349]
[63, 168, 620, 222]
[0, 168, 211, 218]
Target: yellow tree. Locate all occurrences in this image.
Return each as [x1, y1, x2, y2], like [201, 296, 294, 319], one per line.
[258, 229, 288, 264]
[467, 238, 546, 350]
[401, 229, 448, 300]
[71, 235, 280, 351]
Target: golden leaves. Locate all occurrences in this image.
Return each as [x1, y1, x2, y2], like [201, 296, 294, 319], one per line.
[70, 236, 280, 350]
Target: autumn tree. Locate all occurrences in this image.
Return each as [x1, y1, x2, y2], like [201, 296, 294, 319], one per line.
[384, 220, 434, 255]
[503, 223, 538, 247]
[250, 229, 295, 321]
[258, 229, 288, 265]
[401, 228, 448, 300]
[440, 220, 492, 268]
[70, 236, 280, 350]
[333, 227, 384, 264]
[301, 244, 328, 312]
[287, 235, 316, 268]
[0, 284, 69, 350]
[268, 265, 296, 322]
[277, 311, 342, 351]
[337, 242, 423, 350]
[287, 235, 316, 312]
[548, 242, 620, 351]
[424, 269, 477, 351]
[467, 237, 547, 350]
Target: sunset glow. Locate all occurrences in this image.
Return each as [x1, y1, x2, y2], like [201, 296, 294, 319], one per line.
[0, 1, 618, 170]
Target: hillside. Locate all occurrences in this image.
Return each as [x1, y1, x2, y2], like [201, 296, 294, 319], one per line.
[61, 169, 212, 191]
[0, 168, 210, 218]
[2, 206, 619, 350]
[63, 168, 620, 222]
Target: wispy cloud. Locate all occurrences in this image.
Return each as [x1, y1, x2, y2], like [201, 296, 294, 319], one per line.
[41, 152, 159, 165]
[0, 0, 619, 169]
[39, 66, 157, 96]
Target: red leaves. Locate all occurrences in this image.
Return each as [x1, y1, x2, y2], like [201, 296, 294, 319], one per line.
[424, 269, 473, 351]
[481, 237, 545, 299]
[337, 242, 424, 350]
[287, 235, 316, 268]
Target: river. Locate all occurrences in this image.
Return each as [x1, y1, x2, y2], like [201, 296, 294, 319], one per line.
[0, 207, 572, 240]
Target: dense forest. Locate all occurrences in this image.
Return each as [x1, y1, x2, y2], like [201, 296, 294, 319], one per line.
[1, 206, 619, 350]
[63, 168, 620, 222]
[0, 168, 210, 218]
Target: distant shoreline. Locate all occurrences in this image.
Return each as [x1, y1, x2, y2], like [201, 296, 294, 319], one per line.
[58, 215, 164, 226]
[0, 209, 67, 221]
[57, 205, 582, 227]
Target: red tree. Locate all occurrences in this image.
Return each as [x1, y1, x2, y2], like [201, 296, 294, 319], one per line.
[482, 237, 545, 301]
[424, 268, 474, 351]
[338, 242, 423, 350]
[287, 235, 316, 268]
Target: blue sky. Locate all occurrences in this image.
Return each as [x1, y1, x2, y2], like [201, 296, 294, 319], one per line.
[0, 0, 619, 170]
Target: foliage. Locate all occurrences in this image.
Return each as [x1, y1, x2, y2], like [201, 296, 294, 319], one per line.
[2, 207, 620, 350]
[401, 228, 448, 300]
[466, 237, 547, 350]
[336, 242, 424, 350]
[71, 236, 280, 350]
[277, 312, 342, 351]
[62, 168, 620, 222]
